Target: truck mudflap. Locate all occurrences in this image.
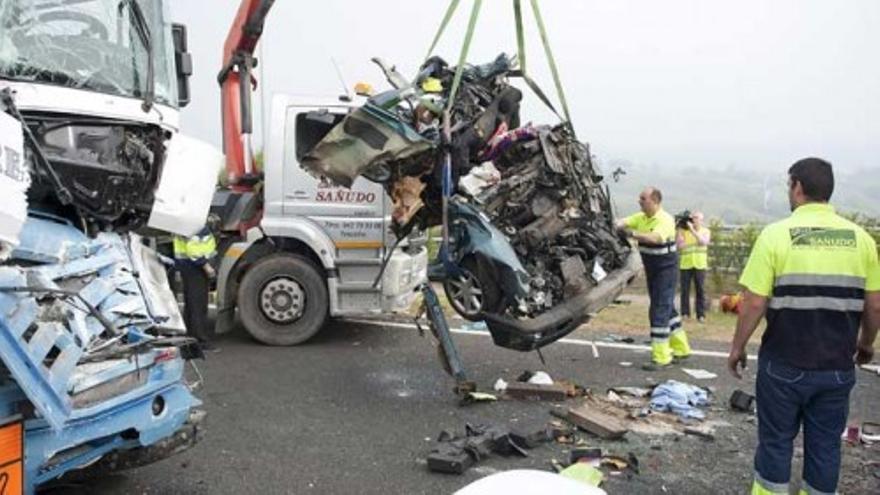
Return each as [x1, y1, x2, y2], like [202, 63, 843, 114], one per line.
[480, 251, 641, 351]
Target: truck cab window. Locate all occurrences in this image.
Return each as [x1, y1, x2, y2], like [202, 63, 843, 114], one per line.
[295, 110, 345, 161]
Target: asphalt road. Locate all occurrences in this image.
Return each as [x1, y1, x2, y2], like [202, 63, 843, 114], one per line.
[43, 319, 880, 495]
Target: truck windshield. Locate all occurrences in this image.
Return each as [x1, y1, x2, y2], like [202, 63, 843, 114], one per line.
[0, 0, 177, 107]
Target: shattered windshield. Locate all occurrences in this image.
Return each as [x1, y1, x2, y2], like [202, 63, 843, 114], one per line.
[0, 0, 177, 107]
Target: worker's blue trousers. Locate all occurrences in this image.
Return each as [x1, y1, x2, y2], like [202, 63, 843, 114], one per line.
[753, 356, 855, 494]
[642, 251, 686, 363]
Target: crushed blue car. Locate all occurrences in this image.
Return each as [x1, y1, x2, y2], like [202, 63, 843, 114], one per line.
[301, 55, 640, 351]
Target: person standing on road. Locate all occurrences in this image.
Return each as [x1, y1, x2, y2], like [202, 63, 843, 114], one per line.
[728, 158, 880, 495]
[173, 217, 218, 350]
[677, 211, 711, 322]
[617, 187, 692, 370]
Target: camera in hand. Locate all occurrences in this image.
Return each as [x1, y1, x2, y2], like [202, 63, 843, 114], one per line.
[675, 210, 693, 229]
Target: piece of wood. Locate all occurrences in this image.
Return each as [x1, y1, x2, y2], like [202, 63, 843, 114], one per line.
[566, 403, 629, 439]
[505, 382, 569, 401]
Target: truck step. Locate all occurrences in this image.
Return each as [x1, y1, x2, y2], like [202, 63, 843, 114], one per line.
[334, 258, 383, 266]
[335, 282, 381, 293]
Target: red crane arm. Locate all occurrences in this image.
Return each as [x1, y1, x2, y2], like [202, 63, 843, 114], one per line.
[218, 0, 275, 189]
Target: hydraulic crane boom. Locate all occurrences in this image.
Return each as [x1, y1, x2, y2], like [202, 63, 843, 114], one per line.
[218, 0, 276, 189]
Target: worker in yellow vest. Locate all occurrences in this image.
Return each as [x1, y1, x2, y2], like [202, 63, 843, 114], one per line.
[617, 187, 692, 370]
[729, 158, 880, 494]
[173, 219, 218, 350]
[677, 211, 711, 322]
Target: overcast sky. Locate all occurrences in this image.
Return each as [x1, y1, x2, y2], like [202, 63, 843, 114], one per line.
[170, 0, 880, 171]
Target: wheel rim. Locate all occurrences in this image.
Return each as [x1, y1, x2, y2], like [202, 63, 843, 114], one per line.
[447, 270, 484, 316]
[259, 277, 306, 324]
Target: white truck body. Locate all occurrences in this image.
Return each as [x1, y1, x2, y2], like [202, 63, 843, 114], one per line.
[216, 94, 427, 338]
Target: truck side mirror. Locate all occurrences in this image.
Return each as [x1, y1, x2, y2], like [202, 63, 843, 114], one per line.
[172, 23, 193, 108]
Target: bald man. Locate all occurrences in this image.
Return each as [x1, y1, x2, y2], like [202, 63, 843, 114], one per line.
[617, 187, 692, 369]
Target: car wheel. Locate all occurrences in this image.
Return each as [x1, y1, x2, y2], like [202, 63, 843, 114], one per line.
[442, 257, 504, 321]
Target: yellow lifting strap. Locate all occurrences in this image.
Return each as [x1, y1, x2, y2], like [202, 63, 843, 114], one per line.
[423, 0, 575, 133]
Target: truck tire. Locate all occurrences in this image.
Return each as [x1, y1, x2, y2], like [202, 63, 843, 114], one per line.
[238, 254, 328, 346]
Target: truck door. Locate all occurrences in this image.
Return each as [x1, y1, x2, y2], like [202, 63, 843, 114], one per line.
[279, 102, 391, 312]
[280, 101, 389, 264]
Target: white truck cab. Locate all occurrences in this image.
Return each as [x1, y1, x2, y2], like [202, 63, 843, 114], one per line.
[215, 94, 428, 346]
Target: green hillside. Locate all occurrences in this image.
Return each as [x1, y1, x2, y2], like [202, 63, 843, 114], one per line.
[604, 162, 880, 224]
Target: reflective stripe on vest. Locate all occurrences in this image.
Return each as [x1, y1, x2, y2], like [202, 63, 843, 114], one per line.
[770, 273, 865, 311]
[173, 233, 216, 262]
[638, 242, 677, 256]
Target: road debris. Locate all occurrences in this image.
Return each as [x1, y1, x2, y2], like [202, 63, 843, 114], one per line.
[506, 382, 569, 401]
[683, 427, 716, 442]
[427, 444, 475, 474]
[609, 387, 653, 398]
[570, 447, 603, 465]
[649, 381, 710, 420]
[729, 389, 756, 413]
[460, 392, 498, 406]
[426, 424, 546, 475]
[861, 422, 880, 444]
[527, 371, 554, 385]
[509, 428, 554, 449]
[560, 463, 604, 487]
[600, 453, 639, 476]
[619, 362, 633, 368]
[681, 368, 718, 380]
[602, 334, 635, 344]
[493, 378, 508, 392]
[567, 402, 629, 440]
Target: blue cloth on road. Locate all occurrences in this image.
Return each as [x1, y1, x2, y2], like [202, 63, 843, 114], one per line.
[650, 380, 709, 420]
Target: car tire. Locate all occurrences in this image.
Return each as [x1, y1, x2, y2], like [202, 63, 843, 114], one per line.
[238, 253, 328, 346]
[442, 256, 504, 321]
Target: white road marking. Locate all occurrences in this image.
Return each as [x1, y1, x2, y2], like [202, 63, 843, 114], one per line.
[344, 318, 758, 361]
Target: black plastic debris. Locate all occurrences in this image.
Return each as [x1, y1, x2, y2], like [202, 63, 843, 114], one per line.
[510, 428, 553, 449]
[426, 424, 548, 475]
[570, 447, 602, 464]
[730, 389, 756, 413]
[427, 444, 474, 475]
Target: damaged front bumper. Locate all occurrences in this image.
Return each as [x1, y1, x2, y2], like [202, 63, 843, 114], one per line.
[480, 251, 641, 351]
[54, 408, 205, 483]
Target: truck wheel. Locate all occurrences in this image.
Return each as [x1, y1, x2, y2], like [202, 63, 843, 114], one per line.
[238, 254, 328, 346]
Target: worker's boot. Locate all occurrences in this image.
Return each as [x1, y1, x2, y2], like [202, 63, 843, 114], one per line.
[643, 336, 673, 371]
[641, 361, 673, 372]
[670, 328, 692, 361]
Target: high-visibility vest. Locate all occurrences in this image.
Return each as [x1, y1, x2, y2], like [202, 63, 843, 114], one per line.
[679, 227, 709, 270]
[173, 229, 216, 264]
[624, 209, 677, 257]
[739, 203, 880, 370]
